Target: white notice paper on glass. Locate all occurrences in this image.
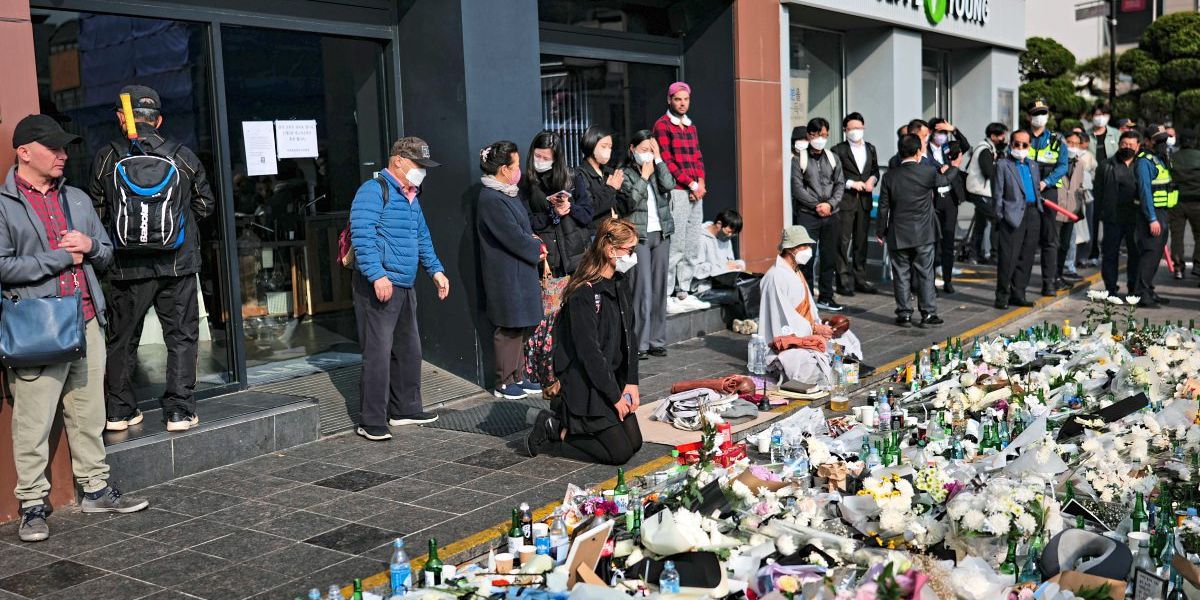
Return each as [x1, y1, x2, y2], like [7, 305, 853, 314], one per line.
[275, 120, 319, 158]
[242, 121, 277, 176]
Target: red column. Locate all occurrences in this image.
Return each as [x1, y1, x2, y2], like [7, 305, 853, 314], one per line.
[733, 0, 783, 272]
[0, 0, 77, 523]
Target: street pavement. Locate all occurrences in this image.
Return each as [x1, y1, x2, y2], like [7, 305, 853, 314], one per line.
[1, 258, 1196, 600]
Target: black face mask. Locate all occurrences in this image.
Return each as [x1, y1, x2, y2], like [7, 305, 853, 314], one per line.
[1115, 148, 1137, 162]
[994, 140, 1007, 154]
[715, 231, 731, 242]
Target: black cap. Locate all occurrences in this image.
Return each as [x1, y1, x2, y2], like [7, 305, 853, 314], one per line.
[12, 114, 82, 149]
[1028, 99, 1050, 116]
[116, 85, 161, 111]
[391, 136, 440, 168]
[1144, 124, 1169, 142]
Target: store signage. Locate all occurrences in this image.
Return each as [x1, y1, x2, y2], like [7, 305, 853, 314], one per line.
[877, 0, 990, 26]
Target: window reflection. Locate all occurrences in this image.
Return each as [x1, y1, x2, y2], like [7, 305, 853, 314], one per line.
[789, 25, 844, 142]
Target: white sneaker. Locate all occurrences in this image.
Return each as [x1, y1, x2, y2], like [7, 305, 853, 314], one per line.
[681, 295, 711, 311]
[666, 297, 688, 315]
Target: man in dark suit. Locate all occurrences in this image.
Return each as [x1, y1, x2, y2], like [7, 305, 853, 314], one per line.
[877, 134, 945, 328]
[831, 112, 880, 296]
[888, 119, 940, 169]
[992, 129, 1043, 309]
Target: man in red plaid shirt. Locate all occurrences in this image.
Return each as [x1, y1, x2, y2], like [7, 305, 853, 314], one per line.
[653, 81, 711, 315]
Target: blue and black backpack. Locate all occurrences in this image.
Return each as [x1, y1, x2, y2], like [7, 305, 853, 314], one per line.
[108, 139, 187, 252]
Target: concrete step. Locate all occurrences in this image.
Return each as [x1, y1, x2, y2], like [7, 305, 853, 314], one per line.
[665, 305, 728, 345]
[102, 391, 319, 491]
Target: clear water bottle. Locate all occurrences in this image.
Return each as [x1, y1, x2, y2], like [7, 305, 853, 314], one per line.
[659, 560, 681, 594]
[769, 424, 784, 463]
[747, 335, 767, 375]
[549, 508, 570, 565]
[389, 538, 411, 596]
[308, 589, 322, 600]
[830, 353, 849, 412]
[328, 585, 343, 600]
[877, 394, 892, 432]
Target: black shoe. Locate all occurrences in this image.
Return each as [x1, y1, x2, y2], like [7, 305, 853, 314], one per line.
[857, 363, 876, 378]
[356, 425, 393, 441]
[648, 347, 667, 357]
[1138, 298, 1161, 309]
[942, 282, 955, 294]
[1061, 272, 1083, 282]
[817, 300, 845, 312]
[165, 410, 199, 433]
[994, 300, 1009, 310]
[855, 282, 878, 294]
[1056, 279, 1071, 290]
[1010, 297, 1034, 307]
[1041, 288, 1057, 297]
[388, 412, 439, 426]
[922, 315, 945, 326]
[105, 410, 144, 432]
[1153, 294, 1171, 305]
[895, 316, 913, 328]
[836, 286, 855, 297]
[637, 351, 649, 360]
[524, 410, 555, 457]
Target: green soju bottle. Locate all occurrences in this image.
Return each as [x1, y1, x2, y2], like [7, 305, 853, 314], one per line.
[999, 532, 1020, 579]
[613, 468, 630, 514]
[1132, 492, 1149, 533]
[350, 580, 363, 600]
[423, 539, 444, 587]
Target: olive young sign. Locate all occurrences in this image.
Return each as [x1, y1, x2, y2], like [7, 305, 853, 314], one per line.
[877, 0, 990, 26]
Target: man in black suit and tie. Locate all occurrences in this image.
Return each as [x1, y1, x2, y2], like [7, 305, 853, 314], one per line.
[831, 112, 880, 296]
[877, 134, 946, 328]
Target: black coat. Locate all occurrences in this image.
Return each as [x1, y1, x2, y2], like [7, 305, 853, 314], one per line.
[476, 186, 544, 329]
[877, 161, 944, 250]
[831, 141, 880, 212]
[1100, 157, 1141, 224]
[576, 164, 618, 232]
[552, 275, 638, 435]
[523, 171, 593, 277]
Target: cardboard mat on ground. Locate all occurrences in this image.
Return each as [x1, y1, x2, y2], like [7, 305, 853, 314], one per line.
[635, 397, 806, 446]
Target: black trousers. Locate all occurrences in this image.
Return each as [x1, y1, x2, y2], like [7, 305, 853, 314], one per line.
[889, 243, 937, 318]
[564, 414, 643, 466]
[935, 199, 958, 282]
[967, 195, 999, 260]
[836, 193, 871, 289]
[352, 272, 423, 428]
[996, 205, 1041, 303]
[1054, 220, 1075, 279]
[1168, 201, 1200, 270]
[1100, 219, 1139, 295]
[1038, 201, 1060, 291]
[105, 274, 199, 418]
[1135, 208, 1169, 298]
[795, 211, 840, 303]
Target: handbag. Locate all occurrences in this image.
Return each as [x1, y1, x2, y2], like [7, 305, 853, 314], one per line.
[539, 260, 569, 316]
[0, 197, 86, 369]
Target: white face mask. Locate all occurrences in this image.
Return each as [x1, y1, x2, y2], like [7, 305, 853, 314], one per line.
[635, 152, 655, 165]
[1010, 148, 1030, 161]
[1167, 136, 1177, 147]
[1067, 147, 1082, 159]
[614, 252, 638, 274]
[810, 137, 828, 151]
[533, 159, 554, 173]
[794, 248, 813, 265]
[405, 167, 427, 187]
[1031, 114, 1049, 129]
[1093, 114, 1110, 128]
[793, 140, 809, 153]
[846, 129, 864, 143]
[595, 148, 612, 164]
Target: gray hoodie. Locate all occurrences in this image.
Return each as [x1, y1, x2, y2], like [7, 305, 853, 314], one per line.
[0, 166, 114, 325]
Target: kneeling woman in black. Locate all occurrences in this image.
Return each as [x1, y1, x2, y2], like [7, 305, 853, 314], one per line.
[526, 219, 643, 465]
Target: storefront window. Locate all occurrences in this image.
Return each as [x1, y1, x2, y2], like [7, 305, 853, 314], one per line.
[788, 26, 844, 141]
[32, 9, 237, 397]
[922, 49, 950, 121]
[540, 54, 677, 168]
[220, 26, 388, 379]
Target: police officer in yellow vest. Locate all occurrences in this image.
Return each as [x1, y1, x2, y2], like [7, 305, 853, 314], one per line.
[1133, 124, 1177, 308]
[1027, 99, 1071, 296]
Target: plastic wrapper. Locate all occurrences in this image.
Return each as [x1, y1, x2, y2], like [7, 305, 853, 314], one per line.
[945, 556, 1014, 600]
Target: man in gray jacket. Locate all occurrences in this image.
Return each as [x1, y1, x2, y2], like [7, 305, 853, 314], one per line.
[1, 115, 148, 543]
[992, 129, 1044, 309]
[791, 118, 845, 312]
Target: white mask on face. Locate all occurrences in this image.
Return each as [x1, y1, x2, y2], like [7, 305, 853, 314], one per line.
[1010, 148, 1030, 161]
[405, 167, 427, 187]
[1031, 114, 1049, 129]
[1168, 136, 1177, 147]
[810, 137, 828, 151]
[794, 247, 813, 265]
[635, 152, 655, 165]
[533, 159, 554, 173]
[595, 148, 612, 164]
[614, 252, 638, 274]
[846, 129, 864, 143]
[1067, 147, 1083, 159]
[1093, 114, 1110, 128]
[793, 140, 809, 153]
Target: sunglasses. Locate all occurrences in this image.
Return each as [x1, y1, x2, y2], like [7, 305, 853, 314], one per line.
[1011, 142, 1030, 149]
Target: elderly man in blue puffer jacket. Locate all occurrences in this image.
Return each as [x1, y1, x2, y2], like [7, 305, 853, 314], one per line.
[349, 136, 450, 441]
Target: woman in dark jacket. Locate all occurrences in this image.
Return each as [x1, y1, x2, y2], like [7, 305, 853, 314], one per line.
[1099, 132, 1143, 296]
[617, 130, 675, 358]
[575, 126, 623, 232]
[522, 131, 594, 277]
[477, 141, 546, 401]
[525, 219, 643, 465]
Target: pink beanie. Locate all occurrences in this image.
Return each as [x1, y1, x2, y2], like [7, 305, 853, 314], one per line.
[667, 81, 691, 99]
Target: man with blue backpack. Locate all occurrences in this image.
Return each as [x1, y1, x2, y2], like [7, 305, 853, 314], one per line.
[89, 85, 215, 433]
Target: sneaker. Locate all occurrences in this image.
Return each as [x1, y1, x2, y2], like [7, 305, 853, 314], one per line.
[942, 282, 955, 294]
[679, 295, 711, 311]
[524, 409, 556, 458]
[388, 412, 439, 426]
[1061, 272, 1082, 282]
[1175, 270, 1185, 280]
[518, 380, 542, 396]
[494, 383, 528, 400]
[105, 410, 144, 432]
[895, 316, 913, 328]
[922, 315, 945, 326]
[18, 505, 48, 542]
[637, 351, 649, 360]
[80, 486, 149, 514]
[816, 300, 844, 312]
[648, 347, 667, 357]
[665, 297, 688, 315]
[165, 410, 199, 432]
[356, 425, 393, 441]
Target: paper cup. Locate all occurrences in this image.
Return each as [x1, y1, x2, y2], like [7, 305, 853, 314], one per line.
[519, 544, 536, 565]
[495, 553, 514, 574]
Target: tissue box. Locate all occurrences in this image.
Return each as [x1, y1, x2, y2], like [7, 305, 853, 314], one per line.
[1046, 571, 1124, 600]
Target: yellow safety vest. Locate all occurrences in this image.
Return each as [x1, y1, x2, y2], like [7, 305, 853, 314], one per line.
[1137, 151, 1179, 208]
[1030, 134, 1065, 189]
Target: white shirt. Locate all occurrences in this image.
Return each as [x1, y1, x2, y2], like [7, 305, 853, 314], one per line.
[646, 184, 662, 233]
[845, 141, 868, 189]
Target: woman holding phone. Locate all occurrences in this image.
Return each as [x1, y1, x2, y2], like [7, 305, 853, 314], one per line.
[522, 131, 594, 277]
[524, 219, 643, 465]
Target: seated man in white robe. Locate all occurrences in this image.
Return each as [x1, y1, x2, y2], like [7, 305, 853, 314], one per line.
[758, 225, 863, 385]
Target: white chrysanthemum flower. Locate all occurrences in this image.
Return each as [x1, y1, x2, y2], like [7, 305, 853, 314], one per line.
[1125, 296, 1140, 305]
[963, 509, 987, 532]
[1108, 296, 1125, 305]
